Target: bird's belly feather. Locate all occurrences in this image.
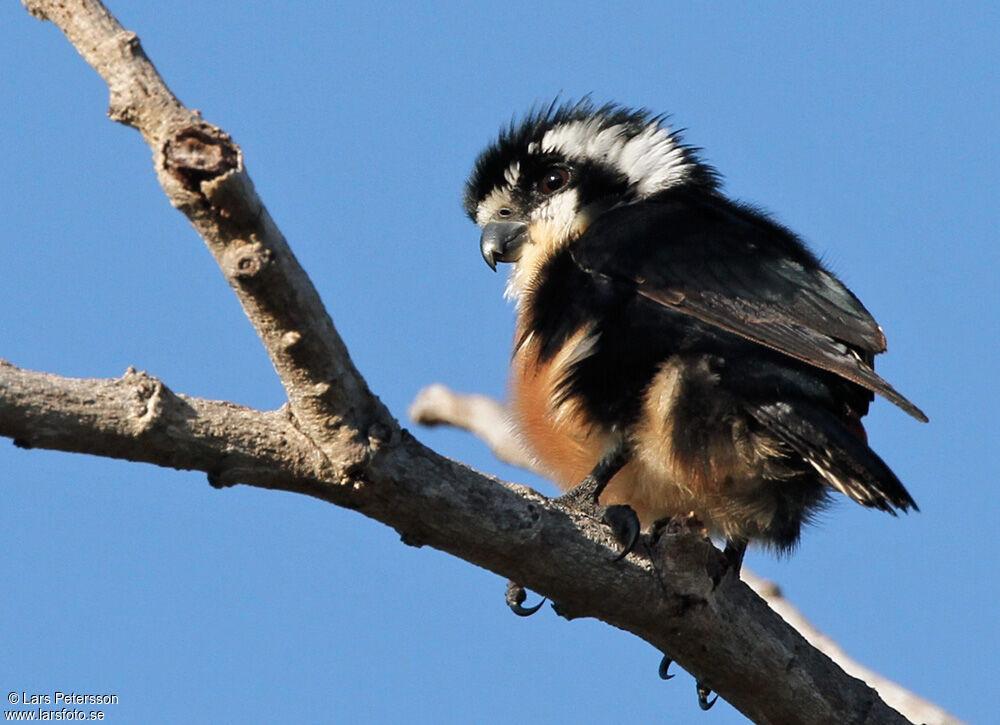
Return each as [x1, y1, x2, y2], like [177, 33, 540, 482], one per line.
[511, 339, 793, 540]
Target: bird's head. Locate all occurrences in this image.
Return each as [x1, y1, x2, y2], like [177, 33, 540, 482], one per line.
[464, 100, 717, 297]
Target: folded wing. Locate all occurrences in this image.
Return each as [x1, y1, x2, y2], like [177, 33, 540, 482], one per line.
[570, 193, 927, 422]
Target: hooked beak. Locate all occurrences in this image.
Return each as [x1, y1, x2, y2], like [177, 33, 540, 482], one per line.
[480, 221, 528, 271]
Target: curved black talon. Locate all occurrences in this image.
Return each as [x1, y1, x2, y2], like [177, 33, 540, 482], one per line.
[505, 580, 545, 617]
[658, 655, 675, 680]
[722, 536, 748, 578]
[604, 504, 641, 560]
[696, 681, 718, 711]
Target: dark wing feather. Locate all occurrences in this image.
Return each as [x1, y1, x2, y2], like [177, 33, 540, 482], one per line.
[570, 192, 927, 421]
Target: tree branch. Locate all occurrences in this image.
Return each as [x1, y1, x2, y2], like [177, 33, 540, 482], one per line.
[410, 384, 963, 725]
[0, 361, 330, 493]
[6, 2, 962, 723]
[24, 0, 392, 466]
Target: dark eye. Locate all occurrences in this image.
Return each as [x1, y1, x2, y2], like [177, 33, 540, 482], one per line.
[538, 167, 570, 195]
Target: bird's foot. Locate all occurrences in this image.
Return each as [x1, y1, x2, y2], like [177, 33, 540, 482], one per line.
[601, 504, 641, 560]
[505, 580, 545, 617]
[722, 537, 748, 579]
[658, 655, 675, 680]
[696, 681, 718, 710]
[557, 477, 640, 560]
[659, 656, 719, 711]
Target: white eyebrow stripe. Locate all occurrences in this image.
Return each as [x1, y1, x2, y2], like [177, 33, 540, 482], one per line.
[541, 119, 625, 161]
[540, 119, 692, 197]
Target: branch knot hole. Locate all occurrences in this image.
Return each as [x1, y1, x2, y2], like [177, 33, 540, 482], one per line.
[224, 240, 272, 282]
[163, 126, 239, 193]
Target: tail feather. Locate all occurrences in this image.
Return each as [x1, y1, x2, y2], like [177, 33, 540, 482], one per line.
[750, 401, 917, 513]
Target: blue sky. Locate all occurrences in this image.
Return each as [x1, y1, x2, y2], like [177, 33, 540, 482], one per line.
[2, 2, 997, 723]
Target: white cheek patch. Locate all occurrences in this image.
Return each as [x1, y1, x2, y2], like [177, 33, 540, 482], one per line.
[505, 188, 585, 303]
[531, 188, 582, 240]
[541, 120, 692, 197]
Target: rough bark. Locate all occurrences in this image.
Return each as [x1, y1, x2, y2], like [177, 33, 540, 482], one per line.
[3, 2, 963, 723]
[410, 384, 963, 725]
